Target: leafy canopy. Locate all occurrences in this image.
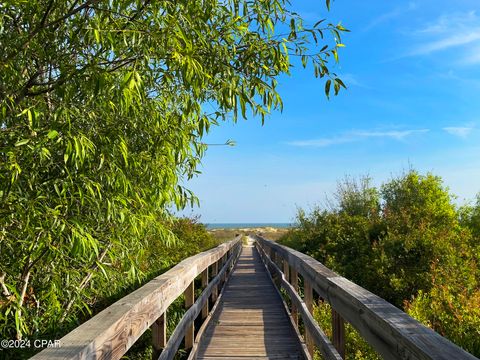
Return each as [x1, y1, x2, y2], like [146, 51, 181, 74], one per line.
[0, 0, 347, 339]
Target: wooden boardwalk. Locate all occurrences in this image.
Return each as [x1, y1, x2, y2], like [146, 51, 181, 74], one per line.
[32, 236, 478, 360]
[196, 244, 305, 360]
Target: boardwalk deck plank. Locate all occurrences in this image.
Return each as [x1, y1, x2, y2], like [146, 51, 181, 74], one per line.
[196, 245, 305, 360]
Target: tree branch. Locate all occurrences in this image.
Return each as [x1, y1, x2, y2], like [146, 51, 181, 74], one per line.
[60, 243, 112, 322]
[16, 270, 31, 339]
[0, 273, 11, 297]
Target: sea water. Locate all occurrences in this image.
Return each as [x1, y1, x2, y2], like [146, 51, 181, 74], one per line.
[205, 223, 293, 229]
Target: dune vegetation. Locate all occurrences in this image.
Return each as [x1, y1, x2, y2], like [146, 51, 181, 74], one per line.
[280, 170, 480, 358]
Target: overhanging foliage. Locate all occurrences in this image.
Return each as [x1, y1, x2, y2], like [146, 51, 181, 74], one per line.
[0, 0, 347, 341]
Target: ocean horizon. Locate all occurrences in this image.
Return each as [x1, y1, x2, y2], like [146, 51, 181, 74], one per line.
[205, 222, 293, 229]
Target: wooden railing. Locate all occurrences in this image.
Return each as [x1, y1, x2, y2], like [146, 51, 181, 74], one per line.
[254, 235, 478, 360]
[32, 236, 242, 360]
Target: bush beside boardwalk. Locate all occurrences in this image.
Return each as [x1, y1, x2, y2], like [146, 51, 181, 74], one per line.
[2, 218, 220, 360]
[279, 170, 480, 358]
[209, 227, 289, 242]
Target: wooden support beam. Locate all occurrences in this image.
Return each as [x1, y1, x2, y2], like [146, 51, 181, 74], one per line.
[201, 269, 209, 320]
[211, 262, 218, 303]
[152, 313, 166, 360]
[184, 282, 194, 350]
[255, 242, 342, 360]
[290, 267, 299, 326]
[31, 237, 242, 360]
[283, 258, 290, 283]
[218, 256, 227, 290]
[332, 309, 346, 358]
[159, 249, 238, 360]
[268, 247, 273, 262]
[220, 255, 226, 289]
[304, 280, 314, 357]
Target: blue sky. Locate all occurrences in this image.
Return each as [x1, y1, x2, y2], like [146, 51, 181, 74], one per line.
[179, 0, 480, 223]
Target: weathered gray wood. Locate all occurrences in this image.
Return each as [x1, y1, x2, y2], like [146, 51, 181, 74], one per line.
[196, 245, 305, 359]
[304, 280, 314, 357]
[283, 257, 290, 283]
[32, 237, 241, 360]
[220, 254, 226, 286]
[187, 267, 233, 360]
[159, 247, 240, 360]
[201, 269, 209, 320]
[152, 313, 166, 360]
[255, 235, 479, 360]
[256, 242, 342, 360]
[184, 282, 195, 350]
[290, 267, 299, 327]
[211, 261, 218, 303]
[332, 309, 345, 358]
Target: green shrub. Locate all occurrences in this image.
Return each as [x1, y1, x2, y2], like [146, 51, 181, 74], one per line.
[280, 171, 480, 357]
[1, 217, 218, 359]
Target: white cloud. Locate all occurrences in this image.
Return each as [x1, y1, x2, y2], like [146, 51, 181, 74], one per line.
[407, 11, 480, 59]
[288, 129, 429, 148]
[410, 31, 480, 56]
[461, 45, 480, 65]
[435, 70, 480, 87]
[288, 136, 353, 147]
[365, 2, 417, 31]
[443, 127, 474, 138]
[353, 129, 429, 139]
[417, 11, 478, 34]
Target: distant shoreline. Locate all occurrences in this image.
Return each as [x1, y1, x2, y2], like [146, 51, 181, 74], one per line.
[205, 223, 293, 230]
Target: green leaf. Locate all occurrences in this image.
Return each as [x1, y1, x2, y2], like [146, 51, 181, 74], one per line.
[15, 139, 30, 146]
[325, 79, 332, 99]
[47, 130, 59, 139]
[332, 49, 339, 63]
[335, 78, 347, 89]
[0, 0, 348, 339]
[94, 29, 100, 43]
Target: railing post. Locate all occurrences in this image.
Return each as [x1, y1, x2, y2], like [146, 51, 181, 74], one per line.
[271, 250, 282, 287]
[152, 313, 166, 360]
[184, 281, 194, 350]
[268, 249, 276, 278]
[220, 254, 226, 288]
[283, 257, 290, 282]
[304, 280, 314, 357]
[332, 309, 346, 358]
[290, 267, 299, 326]
[211, 261, 219, 303]
[201, 268, 209, 320]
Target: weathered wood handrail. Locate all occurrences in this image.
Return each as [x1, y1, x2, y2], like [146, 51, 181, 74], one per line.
[32, 236, 242, 360]
[256, 239, 342, 360]
[254, 235, 478, 360]
[158, 246, 239, 360]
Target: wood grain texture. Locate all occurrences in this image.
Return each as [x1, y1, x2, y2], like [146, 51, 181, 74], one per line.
[31, 237, 241, 360]
[256, 242, 342, 360]
[303, 280, 314, 357]
[158, 246, 240, 360]
[184, 282, 195, 350]
[195, 245, 305, 360]
[201, 269, 209, 320]
[151, 313, 166, 360]
[332, 309, 345, 358]
[211, 262, 219, 303]
[290, 268, 299, 327]
[255, 235, 479, 360]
